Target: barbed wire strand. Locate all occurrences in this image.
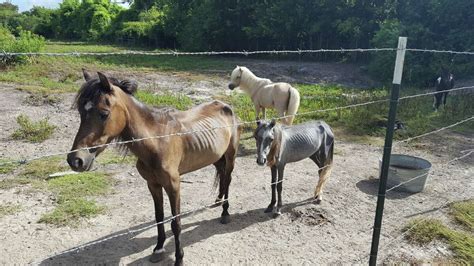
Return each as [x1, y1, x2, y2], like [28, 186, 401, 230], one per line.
[357, 199, 452, 264]
[393, 116, 474, 146]
[1, 48, 398, 57]
[2, 48, 474, 57]
[385, 148, 473, 193]
[31, 199, 228, 265]
[0, 85, 472, 168]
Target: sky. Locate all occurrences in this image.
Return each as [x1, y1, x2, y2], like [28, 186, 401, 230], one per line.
[12, 0, 129, 12]
[12, 0, 62, 12]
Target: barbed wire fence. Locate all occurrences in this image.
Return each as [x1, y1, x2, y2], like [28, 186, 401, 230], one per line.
[1, 42, 473, 264]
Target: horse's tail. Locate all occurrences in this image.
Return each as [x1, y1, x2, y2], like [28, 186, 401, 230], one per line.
[285, 86, 300, 125]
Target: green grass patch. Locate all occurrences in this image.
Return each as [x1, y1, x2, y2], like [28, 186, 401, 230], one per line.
[38, 198, 103, 226]
[0, 204, 22, 218]
[96, 150, 136, 165]
[451, 200, 474, 231]
[39, 172, 113, 226]
[0, 177, 44, 190]
[11, 114, 56, 143]
[135, 90, 194, 110]
[0, 159, 17, 174]
[20, 156, 68, 179]
[221, 84, 473, 140]
[0, 41, 231, 93]
[405, 218, 474, 263]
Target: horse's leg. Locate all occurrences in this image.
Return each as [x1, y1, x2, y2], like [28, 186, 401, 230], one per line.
[265, 166, 277, 213]
[147, 182, 166, 262]
[262, 108, 266, 120]
[254, 104, 261, 120]
[434, 93, 442, 111]
[274, 166, 284, 218]
[137, 161, 167, 262]
[314, 165, 333, 204]
[220, 150, 236, 224]
[164, 174, 184, 266]
[443, 91, 448, 107]
[310, 153, 333, 204]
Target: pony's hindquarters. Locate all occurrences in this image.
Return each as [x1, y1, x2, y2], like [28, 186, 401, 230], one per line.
[284, 86, 301, 125]
[309, 123, 334, 203]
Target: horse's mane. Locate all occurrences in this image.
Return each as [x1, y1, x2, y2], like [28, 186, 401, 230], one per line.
[73, 76, 136, 110]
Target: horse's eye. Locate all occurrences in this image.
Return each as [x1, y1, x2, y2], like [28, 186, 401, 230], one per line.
[99, 110, 110, 121]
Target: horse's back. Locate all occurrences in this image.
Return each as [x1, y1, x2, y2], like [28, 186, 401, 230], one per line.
[174, 100, 237, 174]
[281, 121, 333, 164]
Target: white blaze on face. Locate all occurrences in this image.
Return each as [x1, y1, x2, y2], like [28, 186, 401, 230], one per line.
[437, 77, 442, 84]
[84, 101, 93, 111]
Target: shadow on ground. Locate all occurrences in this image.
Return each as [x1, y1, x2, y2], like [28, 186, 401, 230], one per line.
[356, 178, 418, 200]
[38, 198, 318, 265]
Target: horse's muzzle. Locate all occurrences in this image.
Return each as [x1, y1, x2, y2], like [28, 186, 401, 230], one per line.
[256, 157, 266, 166]
[67, 150, 95, 172]
[228, 84, 235, 90]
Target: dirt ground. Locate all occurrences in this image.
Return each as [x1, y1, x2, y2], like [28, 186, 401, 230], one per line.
[0, 60, 472, 265]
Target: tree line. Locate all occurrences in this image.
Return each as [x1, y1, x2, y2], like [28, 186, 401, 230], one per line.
[1, 0, 473, 84]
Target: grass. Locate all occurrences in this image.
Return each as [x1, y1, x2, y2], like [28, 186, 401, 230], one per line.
[220, 84, 474, 141]
[20, 156, 68, 179]
[11, 114, 56, 142]
[135, 90, 194, 110]
[0, 204, 21, 218]
[405, 218, 474, 263]
[0, 41, 232, 95]
[451, 200, 474, 230]
[0, 156, 67, 190]
[0, 159, 17, 174]
[39, 172, 113, 226]
[405, 200, 474, 263]
[24, 92, 62, 106]
[38, 198, 103, 226]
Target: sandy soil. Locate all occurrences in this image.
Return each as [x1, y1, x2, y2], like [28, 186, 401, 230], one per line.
[0, 60, 472, 265]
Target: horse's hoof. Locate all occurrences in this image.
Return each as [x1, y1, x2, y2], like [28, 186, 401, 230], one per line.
[264, 206, 274, 213]
[149, 248, 166, 263]
[174, 260, 183, 266]
[220, 215, 230, 224]
[315, 198, 322, 204]
[272, 211, 281, 218]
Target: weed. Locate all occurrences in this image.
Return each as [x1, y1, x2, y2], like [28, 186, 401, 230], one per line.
[0, 204, 22, 218]
[11, 114, 56, 142]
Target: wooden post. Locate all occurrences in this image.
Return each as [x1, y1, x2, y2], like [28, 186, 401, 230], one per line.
[368, 36, 407, 265]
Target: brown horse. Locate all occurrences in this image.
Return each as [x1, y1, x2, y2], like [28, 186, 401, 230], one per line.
[67, 70, 240, 265]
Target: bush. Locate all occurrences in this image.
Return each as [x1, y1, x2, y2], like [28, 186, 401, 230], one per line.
[0, 27, 45, 66]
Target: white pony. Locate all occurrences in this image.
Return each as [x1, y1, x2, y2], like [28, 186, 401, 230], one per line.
[228, 66, 300, 125]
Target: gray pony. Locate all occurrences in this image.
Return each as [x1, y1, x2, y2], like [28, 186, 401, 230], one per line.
[254, 120, 334, 216]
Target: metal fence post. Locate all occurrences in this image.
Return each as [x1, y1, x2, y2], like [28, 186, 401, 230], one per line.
[368, 36, 407, 265]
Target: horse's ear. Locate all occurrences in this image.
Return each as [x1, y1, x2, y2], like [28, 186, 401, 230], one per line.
[239, 67, 243, 73]
[97, 72, 112, 93]
[269, 119, 276, 128]
[82, 68, 92, 81]
[119, 79, 138, 95]
[256, 120, 261, 127]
